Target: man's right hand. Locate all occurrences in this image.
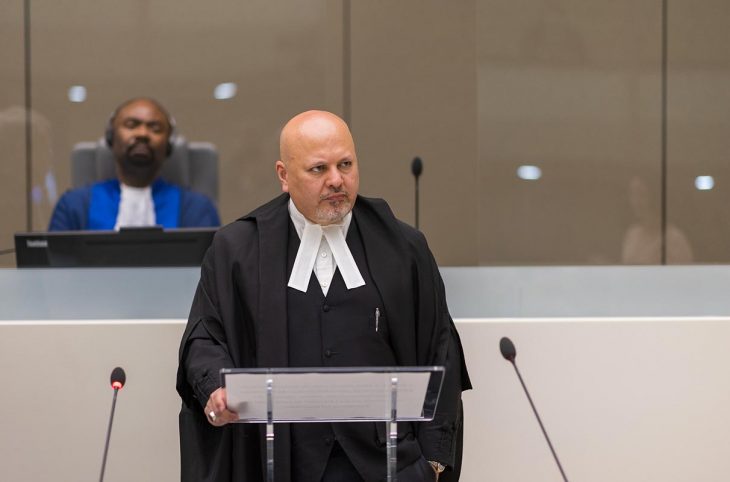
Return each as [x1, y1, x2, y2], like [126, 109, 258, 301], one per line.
[204, 387, 239, 426]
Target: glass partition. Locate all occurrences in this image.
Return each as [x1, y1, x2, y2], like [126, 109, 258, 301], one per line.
[2, 0, 730, 267]
[0, 1, 27, 267]
[29, 0, 343, 223]
[667, 0, 730, 263]
[476, 0, 663, 265]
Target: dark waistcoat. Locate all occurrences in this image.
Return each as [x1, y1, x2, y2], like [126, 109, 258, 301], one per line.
[286, 218, 397, 481]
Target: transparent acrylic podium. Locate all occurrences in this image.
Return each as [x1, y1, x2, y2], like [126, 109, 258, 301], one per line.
[221, 366, 445, 482]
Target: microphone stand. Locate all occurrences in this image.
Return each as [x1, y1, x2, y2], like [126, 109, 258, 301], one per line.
[99, 386, 120, 482]
[499, 336, 568, 482]
[411, 157, 423, 230]
[505, 356, 569, 482]
[415, 176, 420, 230]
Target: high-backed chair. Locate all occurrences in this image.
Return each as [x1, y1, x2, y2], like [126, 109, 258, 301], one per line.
[70, 136, 219, 203]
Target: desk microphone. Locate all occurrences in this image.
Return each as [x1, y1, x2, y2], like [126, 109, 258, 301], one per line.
[499, 337, 569, 482]
[411, 157, 423, 229]
[99, 367, 126, 482]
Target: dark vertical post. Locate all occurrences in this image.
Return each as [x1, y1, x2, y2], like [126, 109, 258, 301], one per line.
[343, 0, 351, 126]
[23, 0, 33, 231]
[411, 157, 423, 230]
[660, 0, 668, 265]
[415, 177, 420, 230]
[266, 378, 274, 482]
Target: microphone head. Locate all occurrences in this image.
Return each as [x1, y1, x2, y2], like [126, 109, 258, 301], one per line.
[110, 367, 126, 390]
[411, 157, 423, 178]
[499, 337, 516, 362]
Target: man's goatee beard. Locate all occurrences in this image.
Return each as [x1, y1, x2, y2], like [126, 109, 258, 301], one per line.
[314, 200, 352, 225]
[119, 155, 159, 186]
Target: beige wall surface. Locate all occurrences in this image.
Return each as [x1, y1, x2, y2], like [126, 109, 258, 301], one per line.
[2, 1, 730, 266]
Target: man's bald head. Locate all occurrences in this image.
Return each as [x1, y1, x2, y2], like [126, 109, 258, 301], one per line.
[275, 110, 359, 225]
[279, 110, 355, 165]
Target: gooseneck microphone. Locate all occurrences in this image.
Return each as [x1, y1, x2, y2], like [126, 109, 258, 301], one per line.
[100, 367, 126, 482]
[499, 337, 569, 482]
[411, 157, 423, 229]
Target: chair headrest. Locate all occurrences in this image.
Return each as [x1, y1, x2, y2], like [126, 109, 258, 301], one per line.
[70, 136, 219, 203]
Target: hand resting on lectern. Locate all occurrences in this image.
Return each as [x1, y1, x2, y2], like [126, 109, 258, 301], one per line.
[204, 387, 239, 426]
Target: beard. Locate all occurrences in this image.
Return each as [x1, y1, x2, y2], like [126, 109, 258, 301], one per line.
[313, 197, 353, 225]
[117, 142, 162, 186]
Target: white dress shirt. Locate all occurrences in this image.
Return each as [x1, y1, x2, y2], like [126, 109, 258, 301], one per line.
[114, 183, 155, 230]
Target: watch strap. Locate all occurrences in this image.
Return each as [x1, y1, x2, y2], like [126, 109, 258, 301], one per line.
[428, 460, 446, 473]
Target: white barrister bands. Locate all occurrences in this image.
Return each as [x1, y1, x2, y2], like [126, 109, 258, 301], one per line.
[287, 199, 365, 294]
[321, 224, 365, 289]
[115, 183, 155, 230]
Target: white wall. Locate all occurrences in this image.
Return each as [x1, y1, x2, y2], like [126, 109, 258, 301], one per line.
[2, 317, 729, 481]
[458, 318, 730, 481]
[0, 321, 185, 482]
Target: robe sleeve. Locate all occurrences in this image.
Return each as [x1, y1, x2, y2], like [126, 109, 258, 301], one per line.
[176, 224, 265, 482]
[177, 239, 235, 408]
[180, 190, 221, 228]
[48, 189, 87, 231]
[413, 233, 472, 470]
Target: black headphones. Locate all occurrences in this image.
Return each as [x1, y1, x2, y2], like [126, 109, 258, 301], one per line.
[104, 98, 177, 157]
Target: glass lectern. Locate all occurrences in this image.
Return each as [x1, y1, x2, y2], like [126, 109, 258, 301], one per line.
[221, 366, 445, 482]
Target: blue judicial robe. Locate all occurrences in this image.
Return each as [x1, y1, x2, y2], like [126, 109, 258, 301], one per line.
[48, 178, 220, 231]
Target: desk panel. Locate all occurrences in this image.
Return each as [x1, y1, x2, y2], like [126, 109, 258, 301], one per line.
[2, 318, 729, 481]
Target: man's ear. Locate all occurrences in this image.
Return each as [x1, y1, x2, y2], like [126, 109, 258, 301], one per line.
[275, 160, 289, 193]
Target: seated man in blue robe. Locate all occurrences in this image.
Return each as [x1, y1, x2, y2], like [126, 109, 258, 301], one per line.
[48, 97, 220, 231]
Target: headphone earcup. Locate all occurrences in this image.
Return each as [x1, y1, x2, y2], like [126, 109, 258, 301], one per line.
[105, 122, 114, 148]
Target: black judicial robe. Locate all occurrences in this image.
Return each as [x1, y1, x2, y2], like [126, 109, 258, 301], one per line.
[176, 193, 471, 482]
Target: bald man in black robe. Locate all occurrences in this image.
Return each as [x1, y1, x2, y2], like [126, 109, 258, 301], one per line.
[176, 111, 470, 482]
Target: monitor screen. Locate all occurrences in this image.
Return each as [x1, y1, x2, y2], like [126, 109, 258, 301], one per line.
[14, 226, 216, 268]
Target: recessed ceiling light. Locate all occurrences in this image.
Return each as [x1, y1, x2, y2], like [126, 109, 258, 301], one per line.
[214, 82, 237, 100]
[68, 85, 87, 103]
[517, 165, 542, 181]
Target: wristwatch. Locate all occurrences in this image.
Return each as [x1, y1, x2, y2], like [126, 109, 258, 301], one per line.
[428, 460, 446, 474]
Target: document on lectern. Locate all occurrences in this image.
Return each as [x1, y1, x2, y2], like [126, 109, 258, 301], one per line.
[221, 366, 444, 423]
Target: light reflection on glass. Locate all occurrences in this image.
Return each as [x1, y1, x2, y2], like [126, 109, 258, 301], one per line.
[213, 82, 237, 100]
[516, 165, 542, 181]
[67, 85, 87, 103]
[695, 175, 714, 191]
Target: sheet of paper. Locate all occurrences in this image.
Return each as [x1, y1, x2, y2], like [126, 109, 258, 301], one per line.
[224, 371, 431, 423]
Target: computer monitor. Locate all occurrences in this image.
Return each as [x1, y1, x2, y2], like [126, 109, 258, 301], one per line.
[14, 226, 216, 268]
